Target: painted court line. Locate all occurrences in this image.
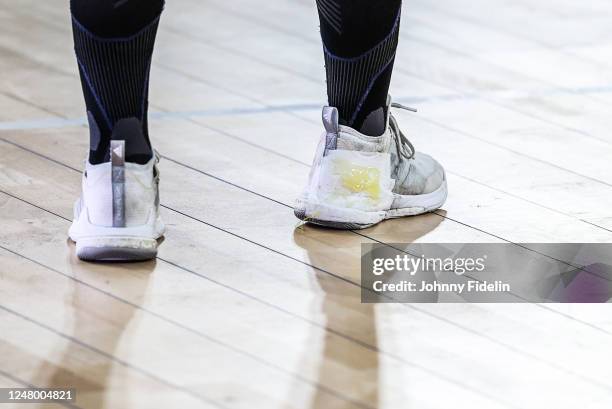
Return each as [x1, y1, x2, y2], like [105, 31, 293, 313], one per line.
[4, 84, 612, 131]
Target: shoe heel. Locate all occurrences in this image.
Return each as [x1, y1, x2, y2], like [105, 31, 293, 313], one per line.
[312, 150, 394, 209]
[296, 150, 395, 229]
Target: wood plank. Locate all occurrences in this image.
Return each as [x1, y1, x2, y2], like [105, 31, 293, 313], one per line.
[0, 211, 374, 409]
[0, 268, 214, 409]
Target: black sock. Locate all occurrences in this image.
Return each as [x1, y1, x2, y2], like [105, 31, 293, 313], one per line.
[71, 0, 165, 165]
[316, 0, 402, 136]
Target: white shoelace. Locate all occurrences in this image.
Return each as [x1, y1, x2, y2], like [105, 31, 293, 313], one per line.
[389, 102, 417, 160]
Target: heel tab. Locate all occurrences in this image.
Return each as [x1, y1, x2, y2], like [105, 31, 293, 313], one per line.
[111, 140, 126, 228]
[111, 140, 125, 165]
[322, 106, 339, 134]
[322, 106, 339, 156]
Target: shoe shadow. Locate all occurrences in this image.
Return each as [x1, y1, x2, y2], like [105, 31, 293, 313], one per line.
[292, 213, 444, 408]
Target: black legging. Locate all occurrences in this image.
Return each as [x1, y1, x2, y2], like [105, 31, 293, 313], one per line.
[70, 0, 402, 165]
[317, 0, 402, 135]
[70, 0, 164, 164]
[71, 0, 165, 37]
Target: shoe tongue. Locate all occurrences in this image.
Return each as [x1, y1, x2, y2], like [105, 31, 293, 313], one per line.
[322, 106, 339, 134]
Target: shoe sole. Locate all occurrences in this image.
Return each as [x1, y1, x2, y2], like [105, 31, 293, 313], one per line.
[70, 210, 164, 262]
[74, 237, 159, 262]
[294, 207, 376, 229]
[295, 179, 448, 230]
[76, 246, 157, 262]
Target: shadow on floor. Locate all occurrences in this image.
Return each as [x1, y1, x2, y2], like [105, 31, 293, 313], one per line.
[30, 242, 156, 409]
[292, 213, 444, 409]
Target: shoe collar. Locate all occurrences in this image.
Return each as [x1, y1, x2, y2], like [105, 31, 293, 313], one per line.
[323, 94, 397, 136]
[85, 151, 159, 172]
[322, 103, 392, 155]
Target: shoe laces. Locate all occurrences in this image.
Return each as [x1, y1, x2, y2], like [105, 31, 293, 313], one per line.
[389, 102, 417, 160]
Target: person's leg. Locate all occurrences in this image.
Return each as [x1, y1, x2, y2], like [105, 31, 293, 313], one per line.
[316, 0, 401, 136]
[295, 0, 447, 228]
[71, 0, 164, 164]
[68, 0, 166, 262]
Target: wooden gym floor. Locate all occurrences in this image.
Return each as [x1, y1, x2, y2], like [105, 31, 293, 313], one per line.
[0, 0, 611, 408]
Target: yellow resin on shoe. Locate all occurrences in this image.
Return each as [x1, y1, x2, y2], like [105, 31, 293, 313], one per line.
[311, 149, 394, 212]
[334, 159, 381, 200]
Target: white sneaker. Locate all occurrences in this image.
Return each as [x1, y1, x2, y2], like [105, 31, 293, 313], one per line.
[69, 141, 165, 261]
[295, 97, 447, 229]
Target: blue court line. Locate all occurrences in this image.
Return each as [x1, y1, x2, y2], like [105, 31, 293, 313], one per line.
[0, 94, 474, 131]
[0, 103, 322, 131]
[3, 84, 612, 131]
[0, 117, 88, 131]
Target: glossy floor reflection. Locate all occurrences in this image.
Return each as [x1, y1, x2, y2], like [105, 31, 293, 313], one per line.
[293, 213, 443, 409]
